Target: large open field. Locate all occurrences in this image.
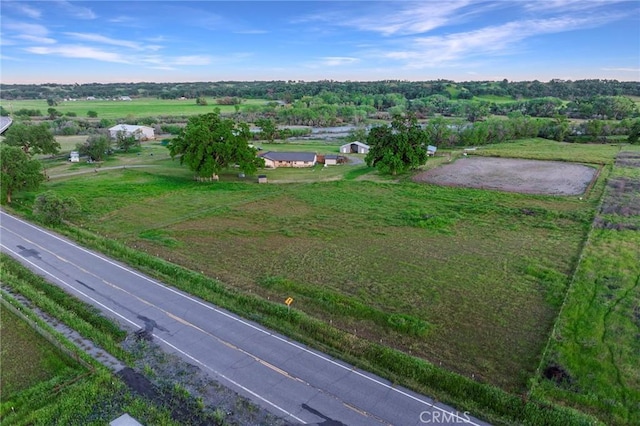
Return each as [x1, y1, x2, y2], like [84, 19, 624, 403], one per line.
[7, 137, 639, 424]
[36, 141, 599, 394]
[3, 97, 270, 119]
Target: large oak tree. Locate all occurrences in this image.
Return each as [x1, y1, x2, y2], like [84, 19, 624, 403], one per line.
[168, 111, 264, 178]
[2, 122, 60, 156]
[365, 114, 428, 175]
[1, 145, 45, 203]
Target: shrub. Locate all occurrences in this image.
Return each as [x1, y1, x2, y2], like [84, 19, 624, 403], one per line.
[33, 191, 81, 225]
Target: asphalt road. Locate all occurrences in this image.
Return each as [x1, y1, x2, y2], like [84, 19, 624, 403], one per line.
[0, 211, 489, 426]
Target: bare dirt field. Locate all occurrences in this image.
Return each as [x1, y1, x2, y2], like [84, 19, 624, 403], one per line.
[414, 156, 598, 195]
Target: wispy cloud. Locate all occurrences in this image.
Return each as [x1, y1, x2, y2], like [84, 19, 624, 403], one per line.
[601, 67, 640, 73]
[522, 0, 626, 12]
[4, 21, 50, 37]
[16, 35, 56, 45]
[340, 1, 475, 36]
[380, 14, 625, 68]
[64, 32, 143, 50]
[320, 57, 360, 67]
[55, 0, 96, 20]
[26, 45, 129, 63]
[4, 2, 42, 19]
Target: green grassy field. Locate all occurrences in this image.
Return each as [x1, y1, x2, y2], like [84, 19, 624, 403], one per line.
[34, 147, 596, 393]
[0, 307, 81, 398]
[473, 138, 626, 164]
[530, 155, 640, 426]
[3, 97, 270, 119]
[6, 138, 639, 425]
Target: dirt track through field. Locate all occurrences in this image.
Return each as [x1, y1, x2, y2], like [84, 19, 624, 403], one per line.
[414, 157, 598, 195]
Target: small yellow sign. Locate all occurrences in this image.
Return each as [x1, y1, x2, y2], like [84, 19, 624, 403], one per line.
[285, 297, 294, 306]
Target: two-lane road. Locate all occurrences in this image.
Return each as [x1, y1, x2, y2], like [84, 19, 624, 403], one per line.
[0, 211, 487, 425]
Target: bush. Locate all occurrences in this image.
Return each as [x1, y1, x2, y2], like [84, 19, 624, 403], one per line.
[33, 191, 80, 225]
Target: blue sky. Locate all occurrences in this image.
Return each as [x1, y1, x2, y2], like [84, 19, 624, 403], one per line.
[1, 0, 639, 83]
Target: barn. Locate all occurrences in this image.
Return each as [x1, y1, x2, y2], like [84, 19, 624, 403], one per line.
[108, 124, 155, 141]
[340, 141, 370, 154]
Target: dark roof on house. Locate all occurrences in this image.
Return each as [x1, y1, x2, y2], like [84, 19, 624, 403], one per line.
[325, 154, 339, 159]
[259, 151, 316, 162]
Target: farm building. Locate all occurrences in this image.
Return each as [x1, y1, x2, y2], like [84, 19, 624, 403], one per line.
[427, 145, 437, 156]
[259, 151, 317, 168]
[108, 124, 155, 141]
[340, 141, 369, 154]
[324, 154, 339, 166]
[69, 151, 80, 162]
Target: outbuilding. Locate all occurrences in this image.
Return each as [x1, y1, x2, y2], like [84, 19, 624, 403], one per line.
[108, 124, 155, 141]
[340, 141, 370, 154]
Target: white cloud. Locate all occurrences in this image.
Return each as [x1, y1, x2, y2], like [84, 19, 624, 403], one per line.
[26, 45, 130, 63]
[55, 1, 96, 19]
[64, 32, 143, 50]
[601, 67, 640, 73]
[5, 2, 42, 19]
[341, 1, 475, 36]
[320, 57, 360, 66]
[4, 21, 49, 37]
[171, 55, 212, 66]
[380, 14, 624, 68]
[16, 34, 56, 44]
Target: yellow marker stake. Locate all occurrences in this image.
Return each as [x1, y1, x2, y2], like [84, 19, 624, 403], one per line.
[285, 297, 293, 313]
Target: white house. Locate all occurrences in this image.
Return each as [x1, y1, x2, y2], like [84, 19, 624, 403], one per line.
[69, 151, 80, 162]
[340, 141, 370, 154]
[259, 151, 317, 168]
[108, 124, 155, 141]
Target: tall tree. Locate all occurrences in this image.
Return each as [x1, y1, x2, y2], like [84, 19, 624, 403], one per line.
[3, 123, 60, 156]
[365, 114, 428, 175]
[0, 145, 45, 203]
[168, 111, 264, 177]
[77, 134, 111, 161]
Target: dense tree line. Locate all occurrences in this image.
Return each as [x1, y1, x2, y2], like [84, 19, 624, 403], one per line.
[2, 79, 638, 102]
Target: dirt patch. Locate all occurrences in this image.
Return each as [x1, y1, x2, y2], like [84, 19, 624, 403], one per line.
[413, 157, 598, 195]
[543, 364, 574, 387]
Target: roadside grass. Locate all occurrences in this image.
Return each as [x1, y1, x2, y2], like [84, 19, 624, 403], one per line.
[0, 291, 181, 425]
[0, 257, 231, 425]
[530, 154, 640, 426]
[0, 254, 131, 363]
[5, 97, 270, 119]
[0, 305, 81, 398]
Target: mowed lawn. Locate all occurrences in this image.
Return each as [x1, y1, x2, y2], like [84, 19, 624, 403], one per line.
[43, 167, 593, 391]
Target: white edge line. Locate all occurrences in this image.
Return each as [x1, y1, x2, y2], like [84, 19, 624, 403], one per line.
[1, 212, 482, 425]
[0, 242, 307, 424]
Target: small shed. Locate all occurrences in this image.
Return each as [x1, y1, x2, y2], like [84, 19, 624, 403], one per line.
[258, 175, 268, 184]
[427, 145, 437, 156]
[324, 154, 339, 165]
[69, 151, 80, 162]
[340, 141, 370, 154]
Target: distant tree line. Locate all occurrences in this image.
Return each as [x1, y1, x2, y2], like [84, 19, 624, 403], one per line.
[2, 79, 638, 102]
